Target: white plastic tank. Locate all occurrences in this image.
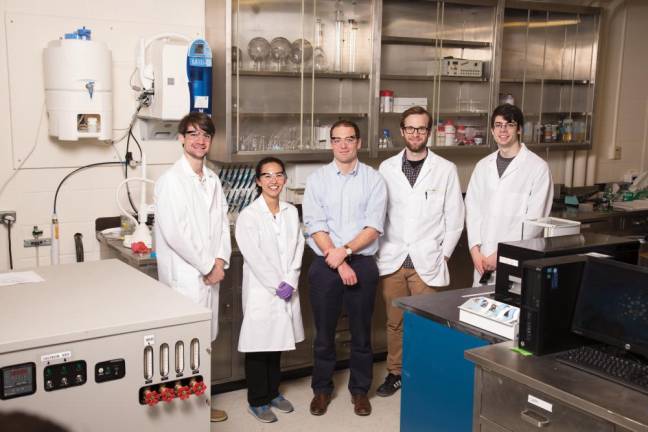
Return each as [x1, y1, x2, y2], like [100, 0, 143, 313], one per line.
[43, 27, 112, 141]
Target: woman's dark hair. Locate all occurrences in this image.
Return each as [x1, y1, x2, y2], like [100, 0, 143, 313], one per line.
[491, 104, 524, 131]
[254, 156, 286, 197]
[178, 112, 215, 136]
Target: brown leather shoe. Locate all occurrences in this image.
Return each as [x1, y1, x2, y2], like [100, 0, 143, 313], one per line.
[210, 408, 228, 422]
[310, 393, 332, 416]
[351, 393, 372, 416]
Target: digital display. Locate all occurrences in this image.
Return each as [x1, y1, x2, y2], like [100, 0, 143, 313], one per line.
[572, 258, 648, 358]
[194, 43, 204, 54]
[1, 362, 36, 399]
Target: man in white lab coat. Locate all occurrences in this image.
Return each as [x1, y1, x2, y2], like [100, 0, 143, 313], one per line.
[375, 106, 465, 397]
[465, 104, 553, 286]
[154, 112, 232, 422]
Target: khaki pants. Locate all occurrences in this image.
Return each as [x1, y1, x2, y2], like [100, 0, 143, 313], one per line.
[381, 267, 439, 375]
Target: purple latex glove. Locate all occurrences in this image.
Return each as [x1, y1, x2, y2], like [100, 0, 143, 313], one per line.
[276, 281, 294, 301]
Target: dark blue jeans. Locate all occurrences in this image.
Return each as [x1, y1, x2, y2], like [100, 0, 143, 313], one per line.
[309, 255, 378, 395]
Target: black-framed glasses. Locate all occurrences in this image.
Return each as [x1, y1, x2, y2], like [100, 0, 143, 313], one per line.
[331, 136, 358, 145]
[402, 126, 430, 135]
[492, 122, 518, 130]
[259, 172, 286, 180]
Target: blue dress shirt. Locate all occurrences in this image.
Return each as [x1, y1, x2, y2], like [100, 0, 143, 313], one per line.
[303, 161, 387, 256]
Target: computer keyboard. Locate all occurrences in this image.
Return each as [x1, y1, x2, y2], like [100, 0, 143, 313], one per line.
[556, 345, 648, 395]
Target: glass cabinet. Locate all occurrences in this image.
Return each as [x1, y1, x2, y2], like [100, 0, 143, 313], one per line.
[208, 0, 377, 162]
[499, 2, 600, 150]
[206, 0, 601, 162]
[377, 0, 498, 156]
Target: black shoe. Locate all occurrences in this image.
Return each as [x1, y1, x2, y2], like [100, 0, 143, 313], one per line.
[376, 373, 401, 397]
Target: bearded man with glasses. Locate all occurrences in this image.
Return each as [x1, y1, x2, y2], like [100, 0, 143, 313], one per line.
[465, 103, 553, 287]
[303, 119, 387, 417]
[374, 105, 465, 397]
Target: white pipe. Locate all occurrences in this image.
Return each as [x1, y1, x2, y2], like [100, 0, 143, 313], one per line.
[586, 153, 597, 186]
[564, 151, 574, 187]
[139, 153, 147, 225]
[50, 214, 60, 265]
[116, 178, 155, 226]
[608, 5, 628, 159]
[573, 150, 587, 187]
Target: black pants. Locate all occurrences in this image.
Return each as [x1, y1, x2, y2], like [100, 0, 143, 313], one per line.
[245, 351, 281, 407]
[309, 255, 378, 395]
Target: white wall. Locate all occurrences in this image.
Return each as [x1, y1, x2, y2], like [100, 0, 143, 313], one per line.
[0, 0, 204, 270]
[592, 0, 648, 182]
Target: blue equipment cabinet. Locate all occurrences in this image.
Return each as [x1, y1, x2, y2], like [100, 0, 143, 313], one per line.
[187, 39, 212, 115]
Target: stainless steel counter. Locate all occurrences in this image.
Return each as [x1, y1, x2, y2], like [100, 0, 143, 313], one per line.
[466, 342, 648, 432]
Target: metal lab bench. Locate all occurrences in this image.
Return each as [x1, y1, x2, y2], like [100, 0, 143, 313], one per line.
[395, 285, 506, 432]
[466, 342, 648, 432]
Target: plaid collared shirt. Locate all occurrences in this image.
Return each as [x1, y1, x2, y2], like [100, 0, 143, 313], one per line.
[400, 151, 426, 268]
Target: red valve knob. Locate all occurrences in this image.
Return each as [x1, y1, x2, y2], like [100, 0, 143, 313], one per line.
[159, 386, 175, 403]
[144, 389, 160, 407]
[191, 380, 207, 396]
[175, 384, 191, 400]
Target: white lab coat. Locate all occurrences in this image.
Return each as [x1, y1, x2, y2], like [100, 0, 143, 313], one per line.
[154, 156, 231, 341]
[465, 143, 553, 285]
[377, 150, 465, 286]
[235, 197, 305, 352]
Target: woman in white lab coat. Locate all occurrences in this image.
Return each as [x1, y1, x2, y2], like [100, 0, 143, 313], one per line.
[235, 157, 305, 423]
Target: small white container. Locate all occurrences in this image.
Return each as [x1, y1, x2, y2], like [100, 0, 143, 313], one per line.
[444, 121, 456, 146]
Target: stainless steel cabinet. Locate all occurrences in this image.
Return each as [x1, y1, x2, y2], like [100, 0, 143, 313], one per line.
[499, 2, 600, 151]
[378, 0, 498, 155]
[474, 368, 616, 432]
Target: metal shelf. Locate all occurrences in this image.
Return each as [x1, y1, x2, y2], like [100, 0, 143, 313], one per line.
[500, 78, 593, 85]
[380, 111, 488, 118]
[236, 70, 370, 80]
[236, 112, 368, 118]
[376, 145, 492, 158]
[230, 148, 369, 163]
[381, 35, 491, 48]
[524, 112, 592, 117]
[527, 141, 591, 151]
[381, 74, 488, 82]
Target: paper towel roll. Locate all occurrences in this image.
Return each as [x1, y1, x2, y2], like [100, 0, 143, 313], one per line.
[586, 153, 597, 186]
[564, 151, 574, 187]
[573, 150, 587, 187]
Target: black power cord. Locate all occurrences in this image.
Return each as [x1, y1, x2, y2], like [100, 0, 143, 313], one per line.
[53, 161, 126, 214]
[6, 219, 13, 270]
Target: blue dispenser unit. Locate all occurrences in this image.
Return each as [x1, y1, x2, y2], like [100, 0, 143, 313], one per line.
[187, 39, 213, 115]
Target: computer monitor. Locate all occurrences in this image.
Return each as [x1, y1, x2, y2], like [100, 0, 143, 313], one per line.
[571, 257, 648, 359]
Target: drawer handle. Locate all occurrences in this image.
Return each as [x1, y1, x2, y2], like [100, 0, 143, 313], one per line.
[520, 409, 550, 428]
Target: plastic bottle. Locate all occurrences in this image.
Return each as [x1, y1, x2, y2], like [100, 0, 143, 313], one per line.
[382, 129, 392, 148]
[456, 125, 466, 145]
[444, 120, 456, 146]
[436, 123, 445, 146]
[379, 90, 394, 113]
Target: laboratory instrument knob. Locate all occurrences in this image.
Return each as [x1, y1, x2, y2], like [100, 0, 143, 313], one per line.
[175, 384, 191, 400]
[191, 379, 207, 396]
[45, 380, 54, 390]
[144, 390, 160, 406]
[75, 374, 84, 384]
[160, 386, 175, 403]
[60, 377, 69, 386]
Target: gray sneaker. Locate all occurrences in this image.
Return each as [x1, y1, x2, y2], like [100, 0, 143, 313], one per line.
[248, 404, 278, 423]
[270, 394, 294, 413]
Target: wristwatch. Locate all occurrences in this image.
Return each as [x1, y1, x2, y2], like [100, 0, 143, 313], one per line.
[344, 245, 353, 258]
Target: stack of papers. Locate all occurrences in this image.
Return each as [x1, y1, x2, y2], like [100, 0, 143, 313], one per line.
[458, 296, 519, 340]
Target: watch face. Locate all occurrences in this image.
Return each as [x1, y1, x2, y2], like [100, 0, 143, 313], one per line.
[346, 248, 352, 256]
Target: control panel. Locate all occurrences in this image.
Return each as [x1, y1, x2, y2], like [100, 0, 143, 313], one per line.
[44, 360, 87, 391]
[95, 359, 126, 383]
[442, 58, 483, 78]
[1, 362, 36, 400]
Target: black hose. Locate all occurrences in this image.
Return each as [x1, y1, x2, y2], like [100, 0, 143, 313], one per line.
[74, 233, 84, 262]
[53, 162, 125, 214]
[7, 221, 13, 270]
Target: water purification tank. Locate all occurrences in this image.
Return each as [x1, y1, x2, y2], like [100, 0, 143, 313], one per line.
[43, 27, 113, 141]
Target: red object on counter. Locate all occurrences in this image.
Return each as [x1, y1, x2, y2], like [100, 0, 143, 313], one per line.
[131, 242, 149, 254]
[175, 384, 191, 400]
[159, 386, 175, 403]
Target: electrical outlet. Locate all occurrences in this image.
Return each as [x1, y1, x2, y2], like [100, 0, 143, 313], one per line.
[614, 146, 622, 160]
[0, 211, 16, 224]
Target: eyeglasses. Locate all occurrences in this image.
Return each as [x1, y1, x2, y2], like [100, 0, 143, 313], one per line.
[185, 130, 213, 140]
[259, 172, 286, 181]
[331, 136, 358, 145]
[492, 122, 518, 130]
[402, 126, 430, 135]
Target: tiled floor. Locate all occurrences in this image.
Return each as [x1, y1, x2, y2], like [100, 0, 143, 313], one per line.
[210, 362, 400, 432]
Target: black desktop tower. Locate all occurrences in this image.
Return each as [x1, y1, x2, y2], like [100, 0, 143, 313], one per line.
[518, 255, 592, 355]
[495, 232, 639, 305]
